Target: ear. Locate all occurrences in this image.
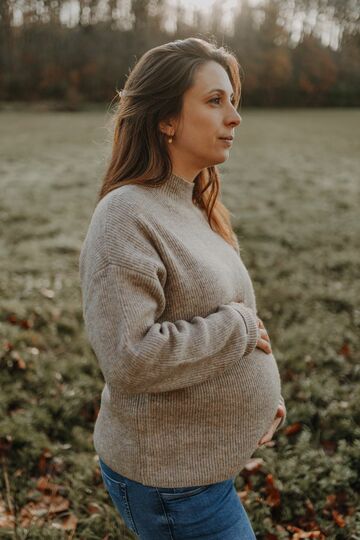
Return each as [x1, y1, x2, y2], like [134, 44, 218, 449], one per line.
[158, 118, 176, 136]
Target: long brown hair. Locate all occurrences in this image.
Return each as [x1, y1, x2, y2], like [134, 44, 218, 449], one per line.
[98, 37, 243, 251]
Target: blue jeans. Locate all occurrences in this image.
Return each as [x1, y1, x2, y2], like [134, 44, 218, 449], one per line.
[99, 458, 257, 539]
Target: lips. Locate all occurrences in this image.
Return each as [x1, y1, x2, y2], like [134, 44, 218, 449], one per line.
[219, 136, 233, 147]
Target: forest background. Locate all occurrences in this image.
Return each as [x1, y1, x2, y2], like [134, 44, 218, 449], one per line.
[0, 0, 359, 108]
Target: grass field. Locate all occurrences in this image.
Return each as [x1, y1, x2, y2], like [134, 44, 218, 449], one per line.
[0, 108, 359, 539]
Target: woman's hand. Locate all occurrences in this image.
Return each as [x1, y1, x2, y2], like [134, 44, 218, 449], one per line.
[257, 403, 286, 447]
[255, 315, 286, 446]
[256, 316, 272, 354]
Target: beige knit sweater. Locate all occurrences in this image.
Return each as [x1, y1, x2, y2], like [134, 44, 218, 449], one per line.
[79, 173, 286, 488]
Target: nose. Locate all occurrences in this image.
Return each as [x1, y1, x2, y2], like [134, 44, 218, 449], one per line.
[228, 107, 242, 128]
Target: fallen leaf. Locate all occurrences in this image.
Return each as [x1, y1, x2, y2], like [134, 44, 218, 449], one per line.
[20, 318, 33, 329]
[88, 502, 102, 514]
[286, 524, 325, 539]
[339, 342, 351, 357]
[59, 512, 78, 531]
[304, 498, 315, 515]
[36, 476, 62, 494]
[321, 440, 337, 454]
[19, 501, 48, 528]
[6, 314, 17, 325]
[264, 473, 281, 508]
[0, 497, 15, 529]
[284, 422, 302, 436]
[332, 509, 346, 527]
[48, 495, 70, 514]
[38, 448, 52, 474]
[10, 351, 26, 369]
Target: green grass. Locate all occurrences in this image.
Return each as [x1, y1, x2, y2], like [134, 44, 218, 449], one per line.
[0, 108, 359, 539]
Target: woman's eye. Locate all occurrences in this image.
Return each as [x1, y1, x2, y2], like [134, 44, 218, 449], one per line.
[210, 97, 236, 106]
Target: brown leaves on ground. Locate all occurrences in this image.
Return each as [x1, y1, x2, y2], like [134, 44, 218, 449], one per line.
[0, 497, 15, 529]
[0, 475, 78, 533]
[0, 448, 106, 535]
[264, 473, 281, 508]
[322, 493, 349, 528]
[238, 459, 352, 539]
[5, 313, 34, 329]
[338, 341, 351, 358]
[284, 422, 303, 436]
[284, 525, 325, 539]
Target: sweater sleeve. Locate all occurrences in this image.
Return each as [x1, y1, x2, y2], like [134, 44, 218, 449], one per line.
[81, 263, 260, 394]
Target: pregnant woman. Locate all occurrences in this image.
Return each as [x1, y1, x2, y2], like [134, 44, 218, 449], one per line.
[79, 37, 286, 540]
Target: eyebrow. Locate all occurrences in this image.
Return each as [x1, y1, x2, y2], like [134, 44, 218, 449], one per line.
[205, 88, 235, 98]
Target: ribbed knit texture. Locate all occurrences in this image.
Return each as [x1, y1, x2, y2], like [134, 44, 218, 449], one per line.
[79, 173, 286, 488]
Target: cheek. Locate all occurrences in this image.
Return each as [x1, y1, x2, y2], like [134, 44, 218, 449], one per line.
[176, 107, 230, 159]
[181, 132, 218, 154]
[180, 108, 218, 143]
[183, 123, 218, 148]
[178, 127, 206, 148]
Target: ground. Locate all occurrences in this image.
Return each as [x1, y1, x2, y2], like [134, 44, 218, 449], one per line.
[0, 107, 359, 539]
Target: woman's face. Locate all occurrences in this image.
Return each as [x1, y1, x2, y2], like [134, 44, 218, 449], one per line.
[163, 60, 242, 179]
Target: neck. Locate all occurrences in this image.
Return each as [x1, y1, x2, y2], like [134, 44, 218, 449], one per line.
[171, 167, 201, 184]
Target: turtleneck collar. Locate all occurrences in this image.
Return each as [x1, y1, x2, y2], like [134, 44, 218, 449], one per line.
[156, 172, 195, 203]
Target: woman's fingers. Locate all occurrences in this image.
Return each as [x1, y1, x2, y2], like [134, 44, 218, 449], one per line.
[258, 335, 272, 353]
[257, 318, 270, 342]
[256, 316, 272, 353]
[276, 404, 286, 420]
[258, 435, 274, 447]
[257, 411, 284, 447]
[257, 316, 265, 329]
[262, 339, 272, 353]
[258, 427, 275, 447]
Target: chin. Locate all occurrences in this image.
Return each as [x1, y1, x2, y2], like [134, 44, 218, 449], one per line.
[200, 152, 229, 169]
[213, 153, 229, 166]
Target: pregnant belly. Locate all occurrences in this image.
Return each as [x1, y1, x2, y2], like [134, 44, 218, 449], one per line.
[145, 348, 282, 459]
[204, 347, 282, 435]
